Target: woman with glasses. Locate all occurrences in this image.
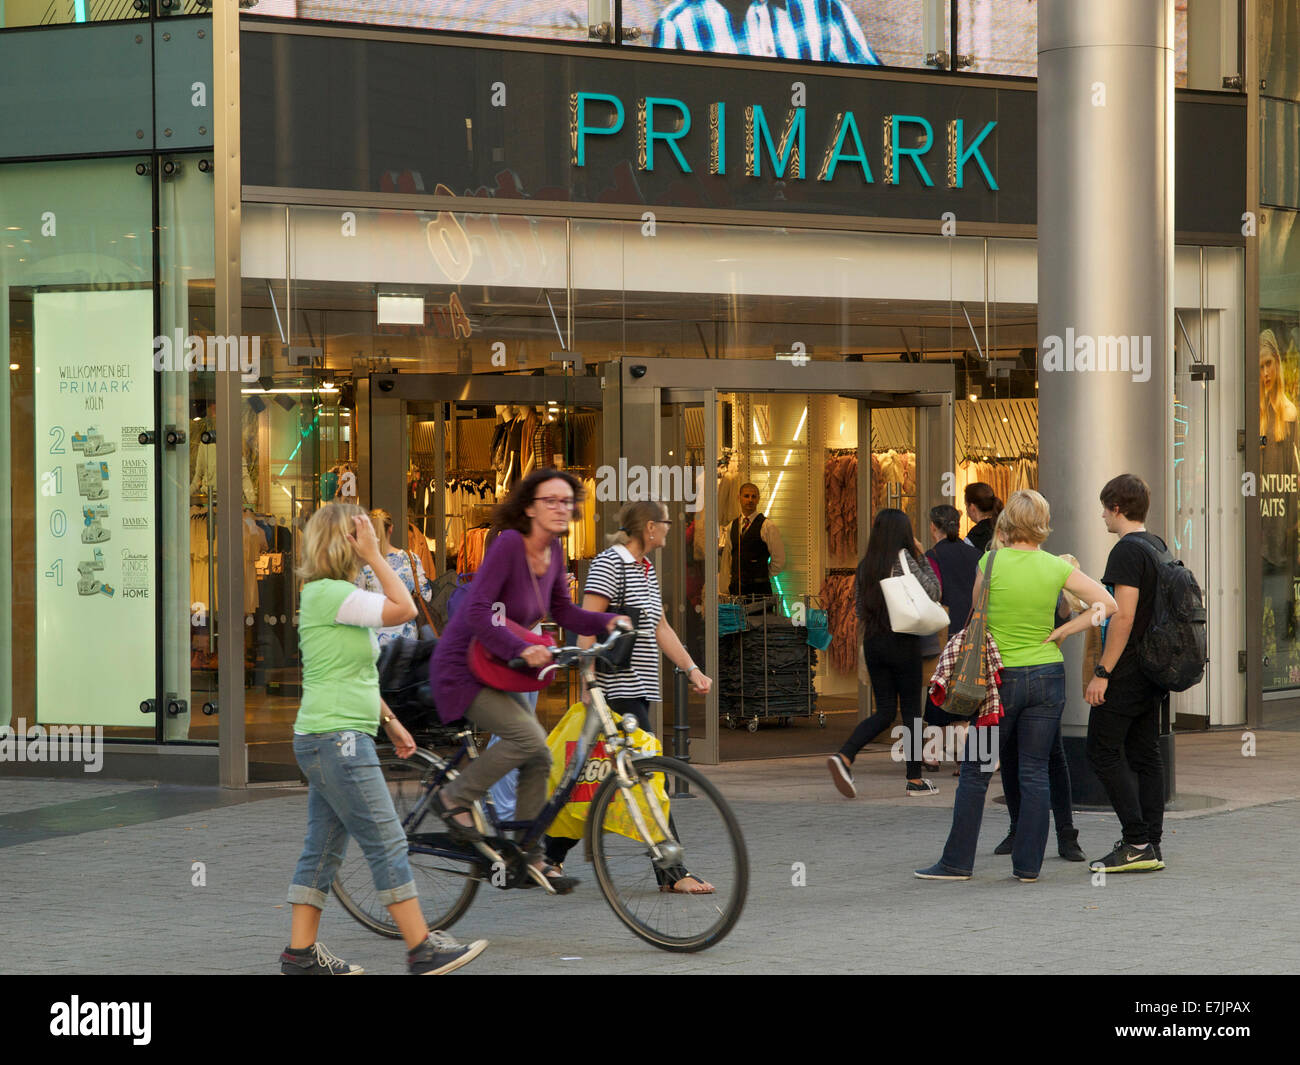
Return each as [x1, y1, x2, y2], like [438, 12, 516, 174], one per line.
[429, 469, 630, 892]
[542, 500, 716, 893]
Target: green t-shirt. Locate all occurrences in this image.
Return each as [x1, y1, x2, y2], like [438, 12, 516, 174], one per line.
[977, 548, 1074, 668]
[295, 579, 381, 734]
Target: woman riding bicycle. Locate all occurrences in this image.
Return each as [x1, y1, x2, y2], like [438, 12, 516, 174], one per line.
[429, 469, 630, 892]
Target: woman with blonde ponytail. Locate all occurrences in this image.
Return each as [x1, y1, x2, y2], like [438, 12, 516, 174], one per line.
[543, 499, 716, 893]
[282, 502, 487, 975]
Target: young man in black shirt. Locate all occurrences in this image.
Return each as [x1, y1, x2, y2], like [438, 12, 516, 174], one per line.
[1085, 474, 1167, 873]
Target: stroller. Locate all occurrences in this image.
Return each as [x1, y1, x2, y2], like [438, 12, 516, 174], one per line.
[376, 635, 465, 748]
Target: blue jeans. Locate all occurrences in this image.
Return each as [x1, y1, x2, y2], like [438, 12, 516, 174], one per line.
[936, 664, 1066, 879]
[288, 731, 417, 909]
[1001, 723, 1074, 834]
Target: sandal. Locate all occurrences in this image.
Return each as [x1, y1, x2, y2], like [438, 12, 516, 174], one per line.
[523, 862, 580, 895]
[660, 872, 715, 895]
[429, 790, 483, 845]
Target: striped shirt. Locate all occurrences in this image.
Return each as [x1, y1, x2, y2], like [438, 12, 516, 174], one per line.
[653, 0, 880, 65]
[585, 545, 664, 702]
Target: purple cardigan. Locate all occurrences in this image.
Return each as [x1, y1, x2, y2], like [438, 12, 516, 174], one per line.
[429, 529, 616, 723]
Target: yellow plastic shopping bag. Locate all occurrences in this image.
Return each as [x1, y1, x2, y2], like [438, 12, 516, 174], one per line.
[545, 702, 670, 843]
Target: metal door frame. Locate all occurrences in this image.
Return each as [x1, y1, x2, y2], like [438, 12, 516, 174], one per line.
[369, 373, 606, 574]
[621, 359, 955, 763]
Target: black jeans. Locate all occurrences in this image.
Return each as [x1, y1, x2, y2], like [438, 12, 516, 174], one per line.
[544, 697, 686, 884]
[1000, 723, 1074, 834]
[840, 631, 924, 779]
[1086, 680, 1165, 846]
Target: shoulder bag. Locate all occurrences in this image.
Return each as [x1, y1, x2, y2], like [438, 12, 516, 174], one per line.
[881, 549, 949, 636]
[403, 548, 439, 637]
[595, 553, 643, 675]
[942, 548, 998, 717]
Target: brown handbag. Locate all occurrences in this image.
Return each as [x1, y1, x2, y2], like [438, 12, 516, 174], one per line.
[941, 548, 998, 717]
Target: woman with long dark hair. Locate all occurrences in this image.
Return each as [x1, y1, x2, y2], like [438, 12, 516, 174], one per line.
[429, 469, 629, 892]
[964, 483, 1003, 554]
[827, 508, 943, 798]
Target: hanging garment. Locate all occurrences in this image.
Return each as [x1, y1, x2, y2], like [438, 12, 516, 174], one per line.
[243, 514, 266, 615]
[818, 573, 858, 674]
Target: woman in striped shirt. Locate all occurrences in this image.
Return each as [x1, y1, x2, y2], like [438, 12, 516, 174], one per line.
[543, 500, 716, 894]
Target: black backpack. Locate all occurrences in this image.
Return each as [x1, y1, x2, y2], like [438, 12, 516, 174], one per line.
[1125, 535, 1207, 692]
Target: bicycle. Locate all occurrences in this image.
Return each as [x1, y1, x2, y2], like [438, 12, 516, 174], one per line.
[332, 627, 749, 952]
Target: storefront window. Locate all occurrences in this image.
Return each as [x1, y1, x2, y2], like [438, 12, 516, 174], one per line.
[158, 151, 216, 741]
[0, 1, 147, 30]
[1259, 208, 1300, 697]
[1, 156, 156, 737]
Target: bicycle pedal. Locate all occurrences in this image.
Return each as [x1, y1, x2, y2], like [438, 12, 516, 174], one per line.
[523, 863, 558, 895]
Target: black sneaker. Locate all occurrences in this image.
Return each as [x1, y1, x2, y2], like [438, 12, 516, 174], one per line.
[408, 930, 488, 975]
[906, 779, 939, 795]
[1151, 843, 1165, 870]
[280, 942, 364, 975]
[1088, 840, 1161, 873]
[993, 832, 1015, 856]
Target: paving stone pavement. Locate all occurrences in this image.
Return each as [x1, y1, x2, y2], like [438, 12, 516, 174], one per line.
[2, 756, 1298, 975]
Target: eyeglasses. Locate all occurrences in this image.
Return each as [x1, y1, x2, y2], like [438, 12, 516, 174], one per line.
[650, 519, 673, 528]
[535, 496, 577, 511]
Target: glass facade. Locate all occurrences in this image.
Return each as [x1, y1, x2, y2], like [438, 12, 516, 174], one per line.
[0, 0, 215, 749]
[1258, 0, 1300, 712]
[0, 5, 1257, 777]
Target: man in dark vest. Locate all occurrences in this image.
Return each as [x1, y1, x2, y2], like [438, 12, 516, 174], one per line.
[720, 482, 786, 597]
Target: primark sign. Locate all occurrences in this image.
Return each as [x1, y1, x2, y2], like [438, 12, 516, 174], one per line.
[569, 92, 998, 191]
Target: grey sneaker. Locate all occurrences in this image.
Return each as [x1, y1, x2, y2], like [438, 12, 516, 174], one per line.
[280, 941, 363, 975]
[408, 930, 488, 975]
[827, 754, 856, 798]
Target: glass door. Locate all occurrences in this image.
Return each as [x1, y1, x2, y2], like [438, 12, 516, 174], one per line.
[656, 389, 718, 765]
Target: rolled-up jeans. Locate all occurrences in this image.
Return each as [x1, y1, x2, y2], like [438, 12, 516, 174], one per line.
[288, 730, 416, 909]
[936, 663, 1066, 880]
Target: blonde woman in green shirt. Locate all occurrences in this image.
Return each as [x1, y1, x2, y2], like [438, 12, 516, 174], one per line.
[915, 490, 1115, 883]
[281, 502, 488, 976]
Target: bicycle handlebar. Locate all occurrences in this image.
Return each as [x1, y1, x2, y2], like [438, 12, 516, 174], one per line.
[506, 621, 633, 675]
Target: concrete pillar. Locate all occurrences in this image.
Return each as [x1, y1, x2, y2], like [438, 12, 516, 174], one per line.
[1037, 1, 1174, 799]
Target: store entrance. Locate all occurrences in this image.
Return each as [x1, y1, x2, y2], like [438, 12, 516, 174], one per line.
[377, 372, 611, 737]
[624, 359, 954, 764]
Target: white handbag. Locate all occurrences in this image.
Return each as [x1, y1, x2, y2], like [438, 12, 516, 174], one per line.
[881, 550, 949, 636]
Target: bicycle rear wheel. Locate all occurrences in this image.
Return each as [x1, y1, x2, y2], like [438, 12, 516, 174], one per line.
[588, 756, 748, 952]
[331, 746, 481, 938]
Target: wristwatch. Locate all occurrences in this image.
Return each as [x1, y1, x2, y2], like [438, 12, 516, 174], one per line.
[1093, 664, 1111, 680]
[381, 711, 395, 726]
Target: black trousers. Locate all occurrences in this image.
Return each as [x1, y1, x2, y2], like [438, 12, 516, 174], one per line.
[1086, 679, 1165, 846]
[840, 631, 924, 779]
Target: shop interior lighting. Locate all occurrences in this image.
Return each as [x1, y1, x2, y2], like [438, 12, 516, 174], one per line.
[376, 294, 425, 325]
[768, 407, 808, 516]
[9, 364, 19, 371]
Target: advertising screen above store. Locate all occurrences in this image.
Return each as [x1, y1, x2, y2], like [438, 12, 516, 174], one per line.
[244, 1, 1187, 81]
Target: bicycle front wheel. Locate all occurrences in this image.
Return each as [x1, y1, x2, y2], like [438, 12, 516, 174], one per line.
[588, 756, 748, 953]
[331, 746, 481, 938]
